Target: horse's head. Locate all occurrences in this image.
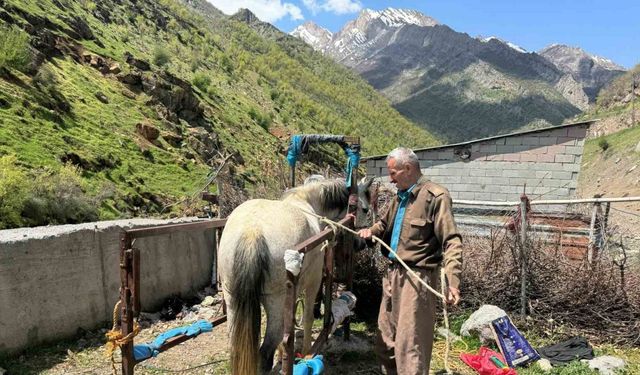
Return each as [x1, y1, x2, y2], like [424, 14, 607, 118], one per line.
[283, 177, 377, 226]
[355, 177, 375, 227]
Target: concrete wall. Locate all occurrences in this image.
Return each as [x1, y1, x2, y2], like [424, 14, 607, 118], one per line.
[0, 218, 216, 353]
[366, 123, 589, 202]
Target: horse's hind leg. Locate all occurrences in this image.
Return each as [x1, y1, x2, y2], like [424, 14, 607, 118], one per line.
[260, 293, 285, 374]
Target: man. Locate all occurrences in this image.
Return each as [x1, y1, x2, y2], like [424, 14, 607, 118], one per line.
[358, 147, 463, 375]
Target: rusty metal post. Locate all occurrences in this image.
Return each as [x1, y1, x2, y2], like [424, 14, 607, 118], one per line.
[119, 232, 135, 375]
[519, 195, 528, 316]
[132, 247, 140, 316]
[282, 271, 297, 374]
[588, 202, 600, 263]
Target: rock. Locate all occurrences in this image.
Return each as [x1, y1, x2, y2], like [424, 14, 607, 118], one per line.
[94, 91, 109, 104]
[124, 51, 151, 71]
[117, 71, 143, 86]
[108, 63, 121, 75]
[460, 304, 507, 343]
[615, 157, 621, 164]
[536, 358, 553, 372]
[122, 89, 137, 99]
[635, 141, 640, 153]
[627, 165, 637, 174]
[65, 16, 94, 40]
[162, 131, 183, 147]
[436, 327, 462, 342]
[583, 355, 626, 375]
[136, 121, 160, 141]
[201, 296, 215, 307]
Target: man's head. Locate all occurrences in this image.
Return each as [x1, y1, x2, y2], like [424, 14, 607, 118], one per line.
[386, 147, 422, 190]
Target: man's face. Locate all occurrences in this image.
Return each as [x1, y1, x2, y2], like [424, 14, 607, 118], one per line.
[387, 158, 415, 190]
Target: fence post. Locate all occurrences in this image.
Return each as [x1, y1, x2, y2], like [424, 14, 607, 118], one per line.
[519, 195, 528, 316]
[282, 271, 297, 375]
[588, 202, 600, 263]
[119, 232, 135, 375]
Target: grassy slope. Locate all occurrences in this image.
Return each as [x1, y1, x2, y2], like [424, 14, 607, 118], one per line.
[576, 64, 640, 201]
[392, 62, 581, 142]
[0, 0, 438, 225]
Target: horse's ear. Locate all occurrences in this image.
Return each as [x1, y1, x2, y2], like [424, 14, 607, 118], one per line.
[359, 177, 374, 191]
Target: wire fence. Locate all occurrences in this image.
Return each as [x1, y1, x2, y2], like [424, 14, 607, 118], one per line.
[361, 184, 640, 345]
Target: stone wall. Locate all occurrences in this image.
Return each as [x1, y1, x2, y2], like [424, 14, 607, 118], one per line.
[0, 218, 216, 353]
[365, 123, 590, 202]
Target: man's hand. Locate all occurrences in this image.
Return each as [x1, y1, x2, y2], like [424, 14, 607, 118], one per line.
[445, 287, 460, 305]
[358, 228, 373, 239]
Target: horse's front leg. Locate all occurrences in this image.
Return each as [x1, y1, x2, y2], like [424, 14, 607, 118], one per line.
[302, 289, 318, 354]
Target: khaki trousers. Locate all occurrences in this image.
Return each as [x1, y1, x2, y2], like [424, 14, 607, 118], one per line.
[374, 264, 438, 375]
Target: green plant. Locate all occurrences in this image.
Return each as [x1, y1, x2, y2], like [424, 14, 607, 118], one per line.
[21, 164, 99, 226]
[0, 155, 30, 229]
[598, 138, 610, 151]
[192, 71, 211, 92]
[152, 45, 171, 67]
[0, 25, 31, 71]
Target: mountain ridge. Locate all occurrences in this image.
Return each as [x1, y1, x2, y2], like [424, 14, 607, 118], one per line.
[291, 7, 626, 142]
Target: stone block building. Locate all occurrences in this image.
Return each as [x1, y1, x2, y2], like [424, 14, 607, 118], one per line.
[364, 121, 593, 202]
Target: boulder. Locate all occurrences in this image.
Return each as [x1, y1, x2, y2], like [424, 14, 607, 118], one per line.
[460, 304, 507, 343]
[136, 121, 160, 142]
[124, 51, 150, 71]
[108, 63, 121, 75]
[94, 91, 109, 104]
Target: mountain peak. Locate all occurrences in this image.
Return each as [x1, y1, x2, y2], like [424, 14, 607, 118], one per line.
[291, 21, 332, 51]
[480, 36, 528, 53]
[539, 44, 625, 71]
[231, 8, 258, 23]
[359, 7, 439, 28]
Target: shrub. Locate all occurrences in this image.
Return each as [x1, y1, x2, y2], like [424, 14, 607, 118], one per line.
[0, 25, 31, 71]
[152, 45, 171, 67]
[248, 107, 272, 130]
[192, 71, 211, 92]
[22, 164, 99, 226]
[598, 138, 610, 151]
[0, 155, 30, 229]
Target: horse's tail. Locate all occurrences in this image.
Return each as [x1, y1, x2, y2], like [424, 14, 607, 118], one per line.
[229, 227, 270, 375]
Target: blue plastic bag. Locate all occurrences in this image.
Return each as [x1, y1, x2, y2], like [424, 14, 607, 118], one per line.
[491, 316, 539, 367]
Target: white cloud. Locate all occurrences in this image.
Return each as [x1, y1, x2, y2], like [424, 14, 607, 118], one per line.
[303, 0, 362, 15]
[207, 0, 303, 23]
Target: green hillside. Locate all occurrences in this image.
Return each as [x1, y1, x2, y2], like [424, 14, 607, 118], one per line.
[0, 0, 438, 228]
[576, 63, 640, 200]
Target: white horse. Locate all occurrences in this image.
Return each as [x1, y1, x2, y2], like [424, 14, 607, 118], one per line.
[218, 178, 372, 375]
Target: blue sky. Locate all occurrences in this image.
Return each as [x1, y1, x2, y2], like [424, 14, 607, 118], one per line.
[207, 0, 639, 69]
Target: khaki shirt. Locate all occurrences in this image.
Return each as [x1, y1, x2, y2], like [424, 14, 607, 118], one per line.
[370, 176, 463, 289]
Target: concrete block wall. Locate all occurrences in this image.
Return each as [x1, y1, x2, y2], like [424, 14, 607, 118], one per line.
[366, 123, 589, 202]
[0, 218, 216, 353]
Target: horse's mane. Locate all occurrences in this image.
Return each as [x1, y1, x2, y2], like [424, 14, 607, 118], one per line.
[281, 179, 349, 212]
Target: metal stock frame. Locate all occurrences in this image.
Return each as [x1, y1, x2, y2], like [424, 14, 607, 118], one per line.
[117, 136, 360, 374]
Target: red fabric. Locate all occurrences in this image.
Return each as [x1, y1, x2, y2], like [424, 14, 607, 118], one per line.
[460, 347, 518, 375]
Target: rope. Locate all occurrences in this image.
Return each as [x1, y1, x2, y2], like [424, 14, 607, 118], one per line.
[105, 300, 141, 375]
[314, 214, 444, 299]
[440, 270, 451, 375]
[299, 208, 452, 372]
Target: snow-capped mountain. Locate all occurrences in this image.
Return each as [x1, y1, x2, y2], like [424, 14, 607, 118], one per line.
[291, 21, 332, 52]
[288, 7, 625, 141]
[481, 36, 527, 54]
